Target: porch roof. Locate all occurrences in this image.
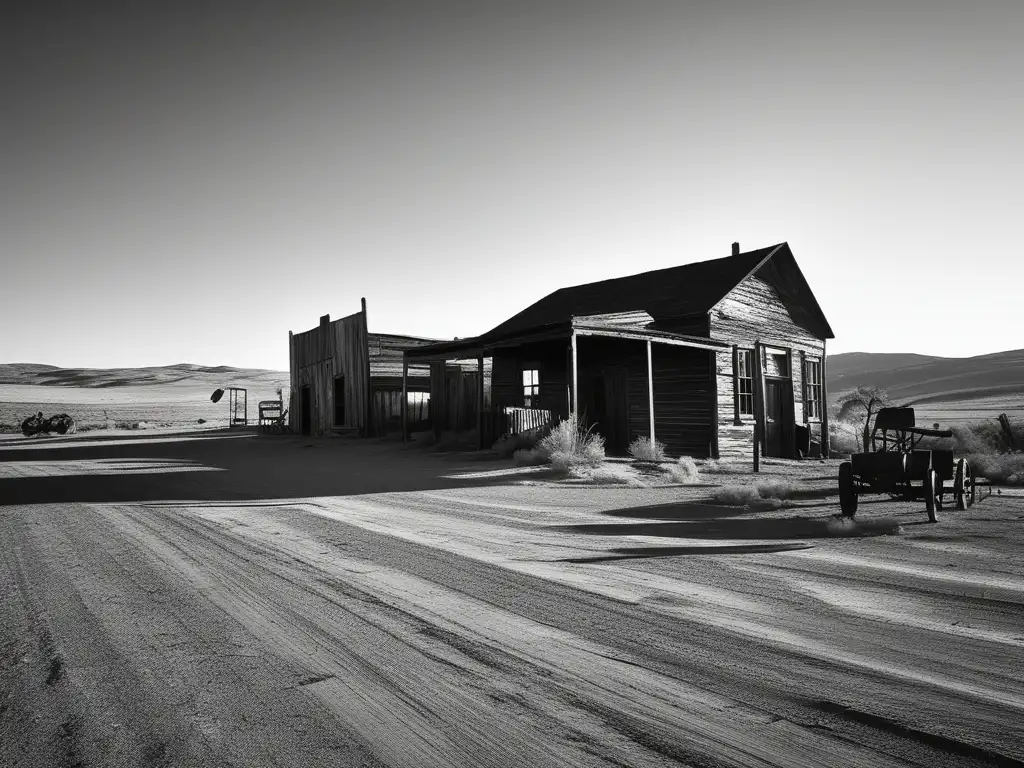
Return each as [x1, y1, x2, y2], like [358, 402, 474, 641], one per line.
[403, 317, 731, 362]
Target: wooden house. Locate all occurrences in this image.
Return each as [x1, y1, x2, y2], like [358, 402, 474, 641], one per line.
[288, 299, 439, 436]
[403, 243, 834, 460]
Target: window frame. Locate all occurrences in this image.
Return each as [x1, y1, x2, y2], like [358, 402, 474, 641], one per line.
[521, 366, 540, 408]
[803, 356, 823, 421]
[733, 348, 755, 421]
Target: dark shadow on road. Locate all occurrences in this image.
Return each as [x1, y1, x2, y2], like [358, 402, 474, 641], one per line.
[561, 542, 814, 563]
[0, 430, 527, 505]
[559, 513, 903, 540]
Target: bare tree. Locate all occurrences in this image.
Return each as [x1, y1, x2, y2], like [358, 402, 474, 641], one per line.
[837, 385, 891, 453]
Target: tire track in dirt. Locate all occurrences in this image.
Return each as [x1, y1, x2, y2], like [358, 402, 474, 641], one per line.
[103, 499, 1021, 767]
[2, 504, 385, 767]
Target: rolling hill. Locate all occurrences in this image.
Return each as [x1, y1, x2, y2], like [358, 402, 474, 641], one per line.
[827, 349, 1024, 406]
[0, 362, 288, 393]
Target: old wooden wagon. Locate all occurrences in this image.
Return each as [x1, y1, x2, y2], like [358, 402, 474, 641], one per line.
[838, 407, 975, 522]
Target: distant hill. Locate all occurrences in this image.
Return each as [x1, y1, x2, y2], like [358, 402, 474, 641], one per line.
[0, 362, 288, 392]
[827, 349, 1024, 405]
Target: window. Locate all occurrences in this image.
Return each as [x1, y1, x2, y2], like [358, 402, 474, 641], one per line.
[333, 376, 346, 426]
[736, 350, 754, 417]
[804, 358, 822, 420]
[522, 368, 540, 407]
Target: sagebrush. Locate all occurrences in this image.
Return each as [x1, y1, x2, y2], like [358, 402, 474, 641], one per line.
[666, 456, 700, 484]
[628, 436, 667, 462]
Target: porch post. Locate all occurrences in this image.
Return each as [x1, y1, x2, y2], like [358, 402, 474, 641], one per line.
[646, 340, 656, 442]
[477, 355, 485, 449]
[821, 339, 830, 458]
[570, 331, 579, 420]
[401, 356, 408, 442]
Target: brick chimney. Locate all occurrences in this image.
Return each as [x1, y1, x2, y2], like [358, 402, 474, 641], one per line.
[732, 242, 740, 256]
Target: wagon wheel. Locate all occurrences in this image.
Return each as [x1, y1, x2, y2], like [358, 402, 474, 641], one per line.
[954, 458, 974, 510]
[839, 462, 857, 517]
[924, 468, 941, 523]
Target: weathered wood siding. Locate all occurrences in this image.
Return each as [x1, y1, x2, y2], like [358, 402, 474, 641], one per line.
[652, 344, 714, 459]
[290, 311, 370, 435]
[710, 273, 827, 461]
[490, 341, 569, 416]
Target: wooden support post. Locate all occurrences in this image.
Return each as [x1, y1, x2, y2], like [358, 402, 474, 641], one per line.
[709, 349, 719, 459]
[821, 339, 830, 458]
[477, 355, 485, 449]
[401, 357, 408, 442]
[646, 340, 655, 442]
[570, 331, 579, 421]
[753, 341, 764, 473]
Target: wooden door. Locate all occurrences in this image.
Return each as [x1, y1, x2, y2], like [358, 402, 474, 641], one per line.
[764, 379, 786, 457]
[601, 366, 630, 455]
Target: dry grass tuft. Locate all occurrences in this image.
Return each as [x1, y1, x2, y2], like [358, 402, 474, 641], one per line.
[712, 485, 787, 510]
[755, 480, 798, 500]
[628, 436, 667, 462]
[536, 415, 605, 467]
[665, 456, 701, 484]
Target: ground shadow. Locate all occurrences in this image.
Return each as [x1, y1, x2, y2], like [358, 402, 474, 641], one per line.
[0, 430, 533, 505]
[559, 514, 903, 540]
[561, 542, 814, 563]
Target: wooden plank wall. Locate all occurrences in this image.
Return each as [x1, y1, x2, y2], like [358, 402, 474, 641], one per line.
[652, 344, 714, 458]
[710, 273, 827, 461]
[290, 310, 370, 435]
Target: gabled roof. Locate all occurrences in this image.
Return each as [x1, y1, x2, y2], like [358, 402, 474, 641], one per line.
[485, 243, 779, 339]
[406, 242, 833, 360]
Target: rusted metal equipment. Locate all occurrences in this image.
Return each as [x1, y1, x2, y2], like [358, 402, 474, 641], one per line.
[838, 407, 974, 523]
[21, 412, 77, 437]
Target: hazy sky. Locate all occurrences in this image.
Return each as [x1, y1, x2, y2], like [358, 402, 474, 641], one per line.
[3, 1, 1022, 370]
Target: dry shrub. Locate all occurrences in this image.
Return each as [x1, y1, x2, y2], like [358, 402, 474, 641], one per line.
[712, 485, 786, 510]
[666, 456, 700, 484]
[114, 420, 141, 430]
[828, 422, 861, 455]
[628, 436, 667, 462]
[756, 480, 798, 500]
[536, 414, 605, 466]
[967, 452, 1024, 485]
[493, 424, 550, 457]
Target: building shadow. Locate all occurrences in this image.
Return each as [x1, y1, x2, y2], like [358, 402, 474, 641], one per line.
[0, 430, 534, 505]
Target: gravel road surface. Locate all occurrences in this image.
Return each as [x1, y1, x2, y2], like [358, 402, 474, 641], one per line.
[2, 430, 1022, 767]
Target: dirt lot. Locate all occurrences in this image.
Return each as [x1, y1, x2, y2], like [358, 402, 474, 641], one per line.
[1, 431, 1022, 767]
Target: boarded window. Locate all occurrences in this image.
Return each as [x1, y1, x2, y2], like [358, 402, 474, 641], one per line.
[522, 368, 540, 407]
[736, 350, 754, 416]
[804, 359, 822, 419]
[333, 376, 345, 426]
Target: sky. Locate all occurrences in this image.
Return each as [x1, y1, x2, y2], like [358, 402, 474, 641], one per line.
[3, 1, 1022, 371]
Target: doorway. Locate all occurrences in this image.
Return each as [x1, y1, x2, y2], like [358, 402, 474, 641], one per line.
[763, 378, 793, 458]
[300, 386, 312, 435]
[591, 366, 630, 455]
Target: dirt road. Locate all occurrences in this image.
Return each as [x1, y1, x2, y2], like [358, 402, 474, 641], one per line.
[2, 431, 1022, 767]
